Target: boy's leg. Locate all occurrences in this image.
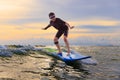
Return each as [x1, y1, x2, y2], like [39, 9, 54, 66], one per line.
[54, 30, 64, 54]
[54, 37, 62, 53]
[63, 30, 70, 55]
[64, 36, 70, 55]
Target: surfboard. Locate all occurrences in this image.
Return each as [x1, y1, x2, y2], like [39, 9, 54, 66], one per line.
[42, 48, 97, 65]
[70, 50, 97, 65]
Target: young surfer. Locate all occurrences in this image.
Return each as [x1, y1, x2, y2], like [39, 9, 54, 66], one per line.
[42, 12, 74, 56]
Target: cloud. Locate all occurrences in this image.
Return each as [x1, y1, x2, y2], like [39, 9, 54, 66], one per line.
[0, 0, 46, 22]
[34, 0, 119, 21]
[1, 0, 120, 25]
[78, 25, 120, 33]
[0, 23, 57, 41]
[0, 0, 120, 45]
[68, 19, 120, 26]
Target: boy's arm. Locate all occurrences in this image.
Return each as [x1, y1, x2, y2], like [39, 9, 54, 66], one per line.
[65, 22, 74, 29]
[58, 18, 74, 29]
[42, 24, 51, 30]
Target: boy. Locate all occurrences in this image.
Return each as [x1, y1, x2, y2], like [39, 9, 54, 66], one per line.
[42, 12, 74, 56]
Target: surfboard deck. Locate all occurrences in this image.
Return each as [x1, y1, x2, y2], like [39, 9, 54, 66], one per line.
[42, 48, 97, 65]
[52, 52, 91, 62]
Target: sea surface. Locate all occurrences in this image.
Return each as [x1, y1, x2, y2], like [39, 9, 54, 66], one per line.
[0, 46, 120, 80]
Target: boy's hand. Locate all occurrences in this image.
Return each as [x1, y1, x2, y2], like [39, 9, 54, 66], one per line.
[70, 26, 74, 29]
[42, 28, 46, 30]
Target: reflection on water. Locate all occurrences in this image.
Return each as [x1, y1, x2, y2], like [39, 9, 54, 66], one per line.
[0, 46, 120, 80]
[50, 58, 90, 80]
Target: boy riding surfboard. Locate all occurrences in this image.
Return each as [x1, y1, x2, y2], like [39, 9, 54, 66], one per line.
[42, 12, 74, 56]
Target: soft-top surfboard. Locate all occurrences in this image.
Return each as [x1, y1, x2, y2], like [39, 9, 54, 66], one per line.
[41, 47, 97, 65]
[70, 50, 97, 65]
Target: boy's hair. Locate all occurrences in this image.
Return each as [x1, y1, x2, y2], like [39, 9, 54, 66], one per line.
[49, 12, 55, 17]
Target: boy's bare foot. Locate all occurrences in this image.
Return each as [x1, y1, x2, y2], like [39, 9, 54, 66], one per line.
[66, 53, 70, 56]
[58, 52, 62, 56]
[66, 50, 70, 56]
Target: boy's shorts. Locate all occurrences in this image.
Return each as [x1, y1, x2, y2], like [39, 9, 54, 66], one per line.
[55, 30, 68, 39]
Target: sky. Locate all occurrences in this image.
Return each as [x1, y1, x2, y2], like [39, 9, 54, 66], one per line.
[0, 0, 120, 46]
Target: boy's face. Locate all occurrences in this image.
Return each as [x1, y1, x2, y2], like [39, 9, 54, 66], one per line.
[50, 17, 56, 21]
[49, 15, 56, 21]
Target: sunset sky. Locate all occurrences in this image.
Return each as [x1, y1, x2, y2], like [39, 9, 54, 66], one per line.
[0, 0, 120, 45]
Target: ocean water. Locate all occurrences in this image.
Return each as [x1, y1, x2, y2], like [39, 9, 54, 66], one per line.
[72, 46, 120, 80]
